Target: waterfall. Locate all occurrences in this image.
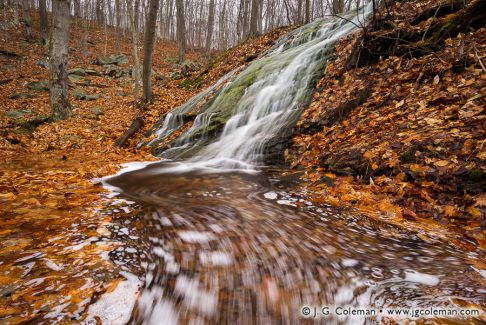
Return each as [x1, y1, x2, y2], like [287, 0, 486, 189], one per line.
[146, 4, 373, 171]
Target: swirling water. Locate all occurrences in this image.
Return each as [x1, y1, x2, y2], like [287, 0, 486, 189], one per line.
[103, 163, 485, 324]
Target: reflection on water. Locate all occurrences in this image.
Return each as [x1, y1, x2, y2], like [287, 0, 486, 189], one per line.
[104, 162, 486, 324]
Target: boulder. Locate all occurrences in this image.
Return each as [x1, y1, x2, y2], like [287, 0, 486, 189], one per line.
[94, 54, 128, 66]
[105, 65, 131, 78]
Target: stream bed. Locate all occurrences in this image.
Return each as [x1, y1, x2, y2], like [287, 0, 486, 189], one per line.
[101, 161, 486, 324]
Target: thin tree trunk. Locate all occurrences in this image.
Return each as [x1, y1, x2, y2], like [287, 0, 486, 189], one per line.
[50, 0, 71, 120]
[248, 0, 259, 38]
[39, 0, 48, 44]
[304, 0, 310, 23]
[13, 0, 19, 25]
[126, 0, 141, 103]
[205, 0, 215, 56]
[115, 0, 121, 52]
[175, 0, 185, 62]
[21, 0, 32, 40]
[142, 0, 159, 103]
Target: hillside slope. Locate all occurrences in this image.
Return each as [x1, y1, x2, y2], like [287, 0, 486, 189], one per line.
[287, 0, 485, 249]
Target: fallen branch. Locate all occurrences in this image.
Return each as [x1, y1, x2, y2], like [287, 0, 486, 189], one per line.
[115, 116, 144, 147]
[0, 49, 21, 57]
[0, 78, 13, 85]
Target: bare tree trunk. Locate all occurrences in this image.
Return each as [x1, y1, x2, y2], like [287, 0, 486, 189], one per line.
[205, 0, 215, 56]
[142, 0, 159, 103]
[21, 0, 32, 40]
[13, 0, 20, 25]
[248, 0, 259, 38]
[126, 0, 141, 103]
[304, 0, 310, 23]
[115, 0, 121, 52]
[175, 0, 185, 62]
[332, 0, 344, 14]
[39, 0, 48, 44]
[50, 0, 72, 120]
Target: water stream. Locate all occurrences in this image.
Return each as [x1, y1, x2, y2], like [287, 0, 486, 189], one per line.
[102, 4, 486, 324]
[103, 164, 485, 324]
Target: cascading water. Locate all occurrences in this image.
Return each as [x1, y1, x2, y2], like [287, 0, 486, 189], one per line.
[146, 4, 373, 170]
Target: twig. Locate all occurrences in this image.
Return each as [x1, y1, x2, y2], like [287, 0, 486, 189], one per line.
[421, 3, 441, 41]
[473, 43, 486, 72]
[326, 14, 364, 29]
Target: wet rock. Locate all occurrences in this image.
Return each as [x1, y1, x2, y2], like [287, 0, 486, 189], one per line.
[5, 109, 33, 118]
[94, 54, 128, 66]
[27, 80, 49, 91]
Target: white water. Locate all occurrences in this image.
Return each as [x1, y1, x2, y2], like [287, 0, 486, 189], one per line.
[148, 5, 373, 171]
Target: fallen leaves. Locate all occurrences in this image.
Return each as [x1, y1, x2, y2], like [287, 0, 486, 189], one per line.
[287, 0, 486, 250]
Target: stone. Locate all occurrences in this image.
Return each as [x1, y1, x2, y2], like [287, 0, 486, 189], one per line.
[27, 80, 49, 91]
[8, 93, 36, 100]
[68, 74, 84, 83]
[6, 109, 33, 118]
[72, 88, 101, 101]
[94, 54, 128, 66]
[37, 58, 49, 68]
[90, 106, 104, 118]
[68, 67, 86, 76]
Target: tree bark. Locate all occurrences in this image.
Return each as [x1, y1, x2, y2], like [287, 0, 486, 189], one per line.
[21, 0, 32, 40]
[115, 0, 121, 52]
[50, 0, 72, 120]
[39, 0, 48, 45]
[304, 0, 310, 23]
[248, 0, 259, 38]
[142, 0, 160, 104]
[126, 0, 141, 103]
[175, 0, 185, 62]
[205, 0, 215, 56]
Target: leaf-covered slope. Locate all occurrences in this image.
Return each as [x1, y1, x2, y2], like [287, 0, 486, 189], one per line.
[286, 0, 485, 249]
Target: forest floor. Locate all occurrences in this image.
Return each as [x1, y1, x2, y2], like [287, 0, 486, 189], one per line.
[287, 0, 485, 251]
[0, 7, 290, 322]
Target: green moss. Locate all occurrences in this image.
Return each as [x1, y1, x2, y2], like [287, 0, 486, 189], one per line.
[469, 168, 485, 182]
[400, 148, 417, 163]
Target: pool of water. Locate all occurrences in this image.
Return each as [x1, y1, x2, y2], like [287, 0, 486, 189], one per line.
[103, 161, 486, 324]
